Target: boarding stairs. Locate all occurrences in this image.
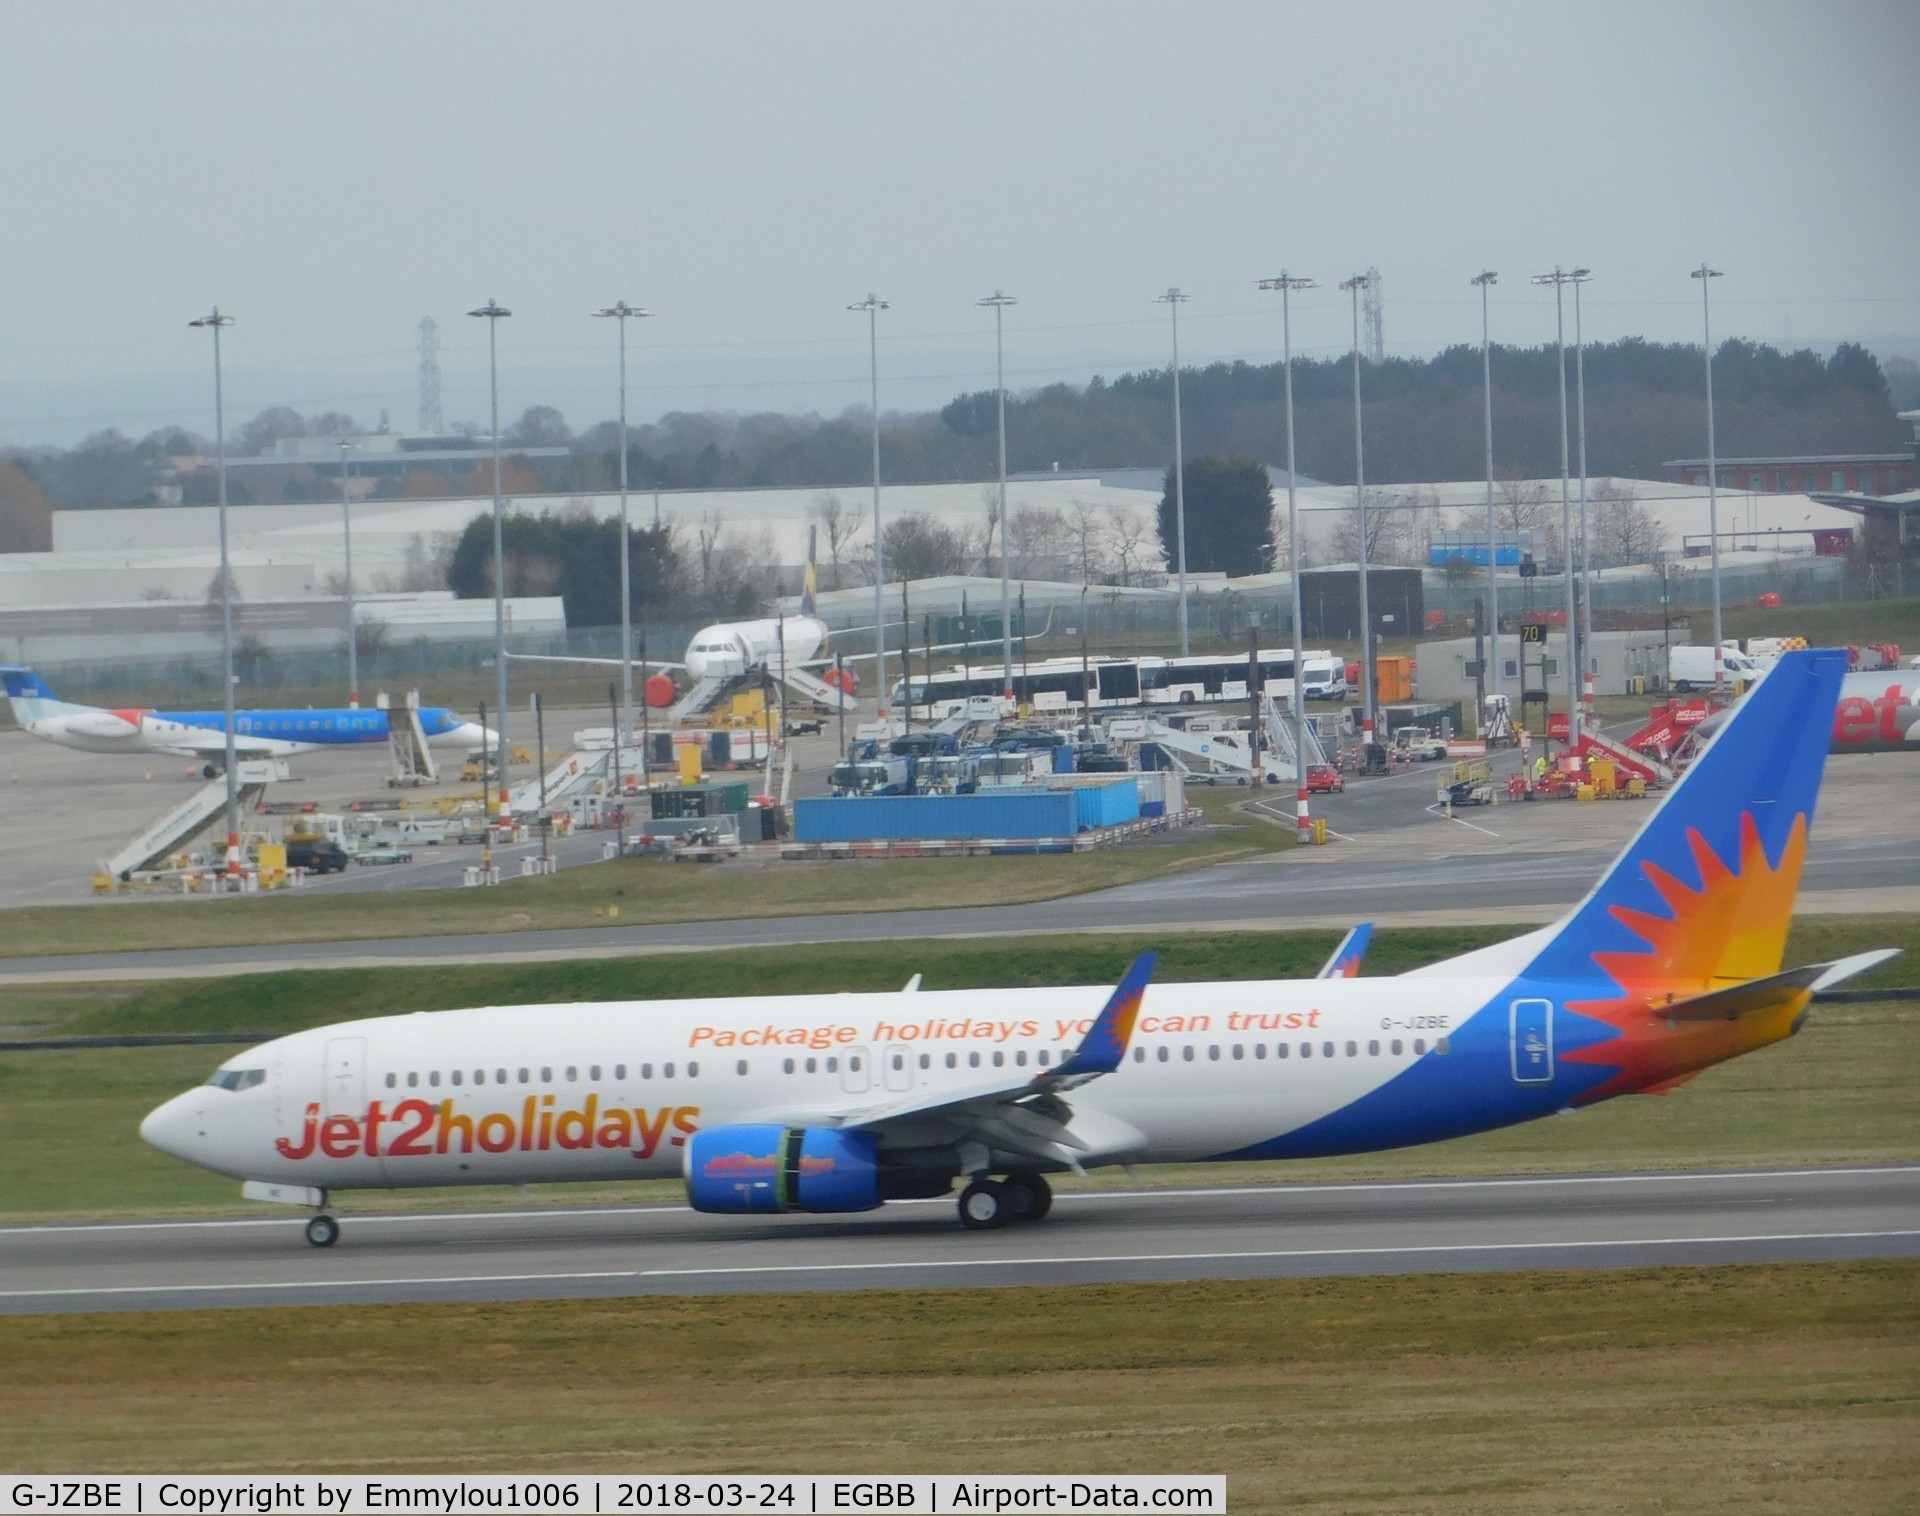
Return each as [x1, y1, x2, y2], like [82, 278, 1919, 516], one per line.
[383, 691, 438, 786]
[509, 748, 619, 820]
[1576, 725, 1673, 786]
[104, 760, 285, 879]
[668, 676, 731, 723]
[780, 664, 859, 712]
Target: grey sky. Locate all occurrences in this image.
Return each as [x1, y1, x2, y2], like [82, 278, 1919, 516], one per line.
[2, 0, 1915, 447]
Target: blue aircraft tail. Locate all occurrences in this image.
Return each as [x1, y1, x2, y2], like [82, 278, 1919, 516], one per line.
[1517, 647, 1849, 991]
[0, 666, 58, 701]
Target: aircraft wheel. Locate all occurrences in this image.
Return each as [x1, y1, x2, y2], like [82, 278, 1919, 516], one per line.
[305, 1214, 340, 1248]
[957, 1179, 1009, 1230]
[1001, 1174, 1052, 1224]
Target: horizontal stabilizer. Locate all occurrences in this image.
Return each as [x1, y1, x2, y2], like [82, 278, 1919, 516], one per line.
[1652, 949, 1901, 1023]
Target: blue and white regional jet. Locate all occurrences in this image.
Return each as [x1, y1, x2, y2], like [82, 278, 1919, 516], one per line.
[139, 650, 1893, 1246]
[1, 667, 487, 765]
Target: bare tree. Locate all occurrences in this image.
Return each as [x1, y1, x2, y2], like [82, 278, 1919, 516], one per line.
[1105, 503, 1161, 587]
[1495, 477, 1562, 559]
[882, 512, 969, 581]
[370, 530, 460, 593]
[1590, 480, 1669, 566]
[1328, 486, 1420, 567]
[810, 493, 867, 590]
[976, 485, 1003, 576]
[1009, 505, 1071, 578]
[1068, 498, 1111, 584]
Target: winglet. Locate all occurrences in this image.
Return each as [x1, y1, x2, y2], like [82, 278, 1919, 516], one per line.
[1051, 953, 1157, 1079]
[1318, 923, 1372, 979]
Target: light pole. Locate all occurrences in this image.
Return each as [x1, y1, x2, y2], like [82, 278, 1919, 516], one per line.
[978, 290, 1017, 698]
[1472, 271, 1500, 702]
[338, 439, 358, 707]
[850, 295, 889, 717]
[467, 298, 512, 834]
[189, 307, 239, 879]
[595, 301, 653, 772]
[1340, 274, 1376, 750]
[1533, 268, 1582, 745]
[1157, 288, 1191, 657]
[1259, 273, 1317, 845]
[1693, 263, 1726, 696]
[1571, 268, 1594, 719]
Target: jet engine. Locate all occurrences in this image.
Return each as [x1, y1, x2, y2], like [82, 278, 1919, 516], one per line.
[684, 1124, 883, 1214]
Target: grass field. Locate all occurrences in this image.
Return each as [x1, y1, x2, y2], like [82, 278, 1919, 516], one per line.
[2, 1263, 1914, 1512]
[3, 920, 1914, 1220]
[0, 789, 1285, 961]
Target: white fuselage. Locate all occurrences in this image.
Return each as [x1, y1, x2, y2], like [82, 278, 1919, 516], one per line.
[141, 977, 1500, 1192]
[684, 617, 829, 681]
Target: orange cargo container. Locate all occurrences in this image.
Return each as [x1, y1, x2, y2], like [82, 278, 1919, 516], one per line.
[1375, 654, 1414, 704]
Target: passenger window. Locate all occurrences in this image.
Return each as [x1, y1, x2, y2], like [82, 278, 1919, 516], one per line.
[736, 1060, 747, 1076]
[1324, 1042, 1336, 1058]
[1368, 1040, 1380, 1056]
[1132, 1047, 1146, 1063]
[1208, 1045, 1220, 1061]
[688, 1062, 699, 1077]
[1232, 1045, 1243, 1060]
[1254, 1044, 1267, 1060]
[541, 1067, 552, 1082]
[407, 1072, 419, 1087]
[385, 1073, 396, 1088]
[1414, 1039, 1427, 1055]
[1345, 1042, 1356, 1058]
[565, 1066, 577, 1083]
[992, 1051, 1004, 1068]
[892, 1054, 904, 1071]
[642, 1063, 654, 1079]
[919, 1053, 931, 1069]
[590, 1065, 601, 1081]
[783, 1058, 795, 1074]
[946, 1052, 958, 1069]
[1300, 1044, 1311, 1059]
[664, 1063, 676, 1079]
[496, 1069, 507, 1084]
[1037, 1049, 1050, 1067]
[805, 1057, 817, 1074]
[1182, 1046, 1195, 1062]
[1014, 1050, 1026, 1067]
[1437, 1037, 1451, 1056]
[474, 1070, 484, 1084]
[615, 1064, 626, 1081]
[1276, 1043, 1288, 1059]
[451, 1070, 463, 1086]
[518, 1068, 529, 1083]
[847, 1057, 859, 1072]
[1391, 1039, 1402, 1056]
[969, 1052, 981, 1068]
[1157, 1046, 1169, 1063]
[429, 1071, 441, 1087]
[826, 1057, 838, 1073]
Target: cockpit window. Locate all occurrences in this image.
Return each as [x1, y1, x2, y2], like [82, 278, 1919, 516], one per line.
[206, 1068, 266, 1092]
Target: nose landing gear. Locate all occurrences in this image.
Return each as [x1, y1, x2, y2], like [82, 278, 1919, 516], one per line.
[304, 1214, 340, 1248]
[957, 1174, 1052, 1229]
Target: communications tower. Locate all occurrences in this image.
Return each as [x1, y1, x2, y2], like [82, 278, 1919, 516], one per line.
[417, 317, 443, 434]
[1362, 268, 1384, 363]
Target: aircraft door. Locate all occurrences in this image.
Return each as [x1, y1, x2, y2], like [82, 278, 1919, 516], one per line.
[840, 1046, 872, 1095]
[1508, 999, 1553, 1084]
[882, 1044, 913, 1093]
[323, 1036, 368, 1116]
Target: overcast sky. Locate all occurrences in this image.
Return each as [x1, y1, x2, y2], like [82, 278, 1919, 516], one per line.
[2, 0, 1915, 446]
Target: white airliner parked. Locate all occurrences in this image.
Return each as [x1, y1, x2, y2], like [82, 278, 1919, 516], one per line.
[141, 650, 1893, 1246]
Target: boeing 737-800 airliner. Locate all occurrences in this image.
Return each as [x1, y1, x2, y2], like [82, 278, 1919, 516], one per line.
[1, 667, 488, 764]
[140, 650, 1893, 1245]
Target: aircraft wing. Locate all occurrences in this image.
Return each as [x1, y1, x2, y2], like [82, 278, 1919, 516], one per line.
[502, 652, 687, 673]
[803, 607, 1057, 668]
[1650, 949, 1900, 1023]
[832, 953, 1157, 1170]
[153, 730, 300, 760]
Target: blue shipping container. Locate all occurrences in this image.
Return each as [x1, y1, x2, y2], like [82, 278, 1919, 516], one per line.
[794, 791, 1076, 843]
[1073, 780, 1140, 831]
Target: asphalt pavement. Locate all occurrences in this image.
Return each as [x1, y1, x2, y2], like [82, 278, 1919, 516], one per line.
[2, 1165, 1913, 1315]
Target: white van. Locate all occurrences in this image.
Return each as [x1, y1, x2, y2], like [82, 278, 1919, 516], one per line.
[1300, 655, 1349, 700]
[1669, 644, 1760, 692]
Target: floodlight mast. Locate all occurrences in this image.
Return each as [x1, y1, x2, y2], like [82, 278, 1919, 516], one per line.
[849, 295, 889, 717]
[188, 307, 238, 878]
[467, 298, 512, 852]
[1259, 273, 1317, 845]
[1156, 288, 1191, 658]
[1570, 268, 1594, 724]
[978, 290, 1017, 699]
[1532, 268, 1582, 746]
[1472, 271, 1500, 702]
[1340, 273, 1376, 750]
[1692, 263, 1726, 697]
[594, 301, 654, 787]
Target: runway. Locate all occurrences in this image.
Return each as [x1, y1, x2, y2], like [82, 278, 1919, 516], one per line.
[4, 1164, 1915, 1314]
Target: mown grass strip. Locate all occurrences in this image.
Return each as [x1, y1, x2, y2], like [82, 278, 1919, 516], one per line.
[1, 1263, 1914, 1514]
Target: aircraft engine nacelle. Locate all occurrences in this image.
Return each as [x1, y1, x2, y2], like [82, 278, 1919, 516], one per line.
[645, 673, 677, 708]
[684, 1124, 883, 1215]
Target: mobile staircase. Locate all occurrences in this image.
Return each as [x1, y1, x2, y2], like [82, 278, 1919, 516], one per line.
[383, 691, 439, 786]
[103, 760, 286, 880]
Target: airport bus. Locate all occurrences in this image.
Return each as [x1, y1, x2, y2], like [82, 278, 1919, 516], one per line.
[891, 649, 1346, 720]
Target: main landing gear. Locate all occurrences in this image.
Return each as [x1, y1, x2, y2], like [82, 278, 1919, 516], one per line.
[305, 1213, 340, 1247]
[957, 1174, 1052, 1230]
